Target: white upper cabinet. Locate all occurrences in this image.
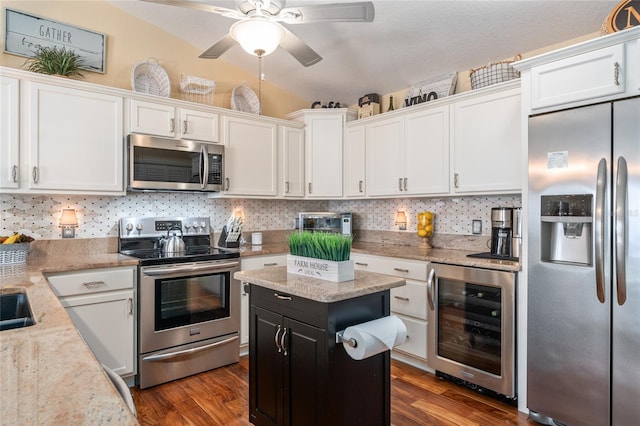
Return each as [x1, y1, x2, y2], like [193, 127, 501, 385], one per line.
[450, 86, 521, 194]
[222, 115, 277, 197]
[344, 123, 366, 197]
[365, 105, 449, 197]
[530, 44, 625, 110]
[24, 82, 125, 194]
[279, 125, 305, 198]
[0, 76, 19, 190]
[128, 99, 219, 142]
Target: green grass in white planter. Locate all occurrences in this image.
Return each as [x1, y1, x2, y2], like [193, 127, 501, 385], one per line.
[288, 231, 352, 262]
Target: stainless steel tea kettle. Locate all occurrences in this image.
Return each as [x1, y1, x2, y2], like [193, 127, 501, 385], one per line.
[162, 226, 185, 256]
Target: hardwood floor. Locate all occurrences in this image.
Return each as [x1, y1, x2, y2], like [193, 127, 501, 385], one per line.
[131, 357, 537, 425]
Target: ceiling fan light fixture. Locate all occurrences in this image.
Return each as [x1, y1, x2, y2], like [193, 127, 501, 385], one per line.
[230, 17, 285, 57]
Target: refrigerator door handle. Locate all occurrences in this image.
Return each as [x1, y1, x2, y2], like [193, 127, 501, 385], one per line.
[615, 156, 628, 305]
[595, 158, 607, 303]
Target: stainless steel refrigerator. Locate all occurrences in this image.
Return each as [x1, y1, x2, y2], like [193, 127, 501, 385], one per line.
[528, 98, 640, 426]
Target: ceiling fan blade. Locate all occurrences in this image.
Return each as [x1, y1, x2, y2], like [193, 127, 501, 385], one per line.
[279, 27, 322, 67]
[139, 0, 244, 19]
[199, 34, 238, 59]
[279, 2, 375, 24]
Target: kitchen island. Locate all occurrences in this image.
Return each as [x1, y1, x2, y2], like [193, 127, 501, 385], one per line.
[235, 267, 405, 426]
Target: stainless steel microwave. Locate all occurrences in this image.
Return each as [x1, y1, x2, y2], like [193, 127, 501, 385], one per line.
[297, 212, 352, 236]
[128, 134, 224, 192]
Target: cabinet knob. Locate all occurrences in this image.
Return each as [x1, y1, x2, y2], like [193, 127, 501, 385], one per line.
[393, 268, 410, 273]
[183, 120, 188, 134]
[12, 165, 18, 183]
[614, 62, 621, 86]
[32, 167, 39, 184]
[308, 182, 312, 194]
[170, 118, 175, 133]
[275, 325, 282, 352]
[280, 327, 288, 356]
[285, 181, 290, 193]
[359, 180, 364, 193]
[394, 295, 410, 302]
[398, 178, 403, 191]
[404, 178, 408, 191]
[454, 173, 460, 188]
[225, 177, 230, 191]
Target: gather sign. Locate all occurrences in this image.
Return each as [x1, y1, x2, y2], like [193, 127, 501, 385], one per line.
[605, 0, 640, 33]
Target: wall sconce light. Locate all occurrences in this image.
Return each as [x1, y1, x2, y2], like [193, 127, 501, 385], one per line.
[59, 209, 78, 238]
[395, 211, 407, 231]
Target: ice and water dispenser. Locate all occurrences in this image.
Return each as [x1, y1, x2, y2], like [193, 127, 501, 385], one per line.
[540, 195, 593, 265]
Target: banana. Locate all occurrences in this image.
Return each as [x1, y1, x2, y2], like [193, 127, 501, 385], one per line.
[2, 233, 20, 244]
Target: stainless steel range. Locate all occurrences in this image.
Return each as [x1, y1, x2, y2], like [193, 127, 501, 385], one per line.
[119, 216, 241, 389]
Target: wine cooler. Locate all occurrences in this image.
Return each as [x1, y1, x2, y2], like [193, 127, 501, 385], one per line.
[427, 263, 516, 400]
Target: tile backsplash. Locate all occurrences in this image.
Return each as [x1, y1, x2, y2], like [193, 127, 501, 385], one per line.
[1, 193, 520, 241]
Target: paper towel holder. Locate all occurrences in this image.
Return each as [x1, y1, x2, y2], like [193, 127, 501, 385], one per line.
[336, 330, 357, 348]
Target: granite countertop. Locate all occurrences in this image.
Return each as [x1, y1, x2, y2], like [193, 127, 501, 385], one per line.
[239, 242, 520, 272]
[0, 254, 139, 425]
[235, 267, 405, 303]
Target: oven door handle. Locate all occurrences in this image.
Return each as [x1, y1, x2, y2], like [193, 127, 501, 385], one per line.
[141, 336, 239, 362]
[142, 261, 239, 276]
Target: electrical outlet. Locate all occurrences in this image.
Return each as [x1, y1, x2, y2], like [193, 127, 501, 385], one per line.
[472, 220, 482, 235]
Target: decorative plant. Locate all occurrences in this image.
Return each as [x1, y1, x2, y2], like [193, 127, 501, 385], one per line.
[288, 231, 352, 262]
[23, 46, 85, 78]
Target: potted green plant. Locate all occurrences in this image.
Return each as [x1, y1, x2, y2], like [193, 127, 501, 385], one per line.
[23, 46, 85, 79]
[287, 231, 354, 282]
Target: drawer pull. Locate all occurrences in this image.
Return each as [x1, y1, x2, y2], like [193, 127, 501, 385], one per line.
[274, 293, 292, 301]
[263, 262, 278, 267]
[614, 61, 621, 86]
[355, 262, 368, 266]
[82, 281, 106, 288]
[393, 268, 410, 273]
[394, 296, 410, 302]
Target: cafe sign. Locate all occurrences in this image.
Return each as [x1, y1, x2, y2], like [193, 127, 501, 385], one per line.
[605, 0, 640, 33]
[3, 8, 106, 73]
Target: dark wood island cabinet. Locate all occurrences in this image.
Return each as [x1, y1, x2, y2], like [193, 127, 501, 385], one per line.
[235, 267, 405, 426]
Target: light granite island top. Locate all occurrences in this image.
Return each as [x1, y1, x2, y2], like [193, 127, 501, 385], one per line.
[234, 266, 406, 303]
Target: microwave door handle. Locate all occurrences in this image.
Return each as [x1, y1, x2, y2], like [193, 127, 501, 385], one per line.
[200, 145, 209, 189]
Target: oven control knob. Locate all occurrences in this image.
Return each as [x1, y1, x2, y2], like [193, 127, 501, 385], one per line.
[136, 224, 143, 232]
[200, 221, 207, 231]
[125, 223, 133, 233]
[184, 223, 191, 233]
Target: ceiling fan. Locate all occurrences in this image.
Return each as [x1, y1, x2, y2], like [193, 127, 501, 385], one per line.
[141, 0, 375, 66]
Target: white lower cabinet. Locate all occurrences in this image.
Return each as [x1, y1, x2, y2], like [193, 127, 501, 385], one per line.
[239, 254, 287, 352]
[46, 266, 136, 378]
[352, 253, 429, 369]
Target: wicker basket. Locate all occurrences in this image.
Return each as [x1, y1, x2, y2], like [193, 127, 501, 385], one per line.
[131, 58, 171, 97]
[231, 84, 260, 114]
[0, 243, 29, 265]
[470, 55, 522, 89]
[180, 73, 216, 105]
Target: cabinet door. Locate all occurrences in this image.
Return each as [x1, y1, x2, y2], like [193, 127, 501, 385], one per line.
[223, 115, 277, 196]
[365, 117, 404, 196]
[27, 83, 124, 194]
[531, 44, 625, 110]
[404, 106, 450, 195]
[305, 113, 344, 198]
[179, 107, 219, 142]
[59, 290, 135, 376]
[451, 87, 521, 194]
[280, 125, 305, 198]
[344, 124, 366, 197]
[129, 99, 175, 137]
[250, 306, 283, 426]
[283, 316, 326, 426]
[0, 76, 19, 189]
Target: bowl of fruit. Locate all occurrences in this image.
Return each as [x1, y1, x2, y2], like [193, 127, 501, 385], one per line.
[0, 233, 35, 265]
[417, 211, 434, 249]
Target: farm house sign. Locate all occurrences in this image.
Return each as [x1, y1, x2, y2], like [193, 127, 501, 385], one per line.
[605, 0, 640, 33]
[3, 8, 106, 73]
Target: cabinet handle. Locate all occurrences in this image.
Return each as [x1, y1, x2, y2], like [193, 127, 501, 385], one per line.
[170, 118, 175, 133]
[275, 325, 282, 352]
[12, 165, 18, 183]
[280, 327, 288, 356]
[404, 178, 408, 191]
[128, 298, 133, 315]
[398, 178, 403, 191]
[225, 177, 230, 191]
[308, 182, 312, 194]
[285, 181, 290, 193]
[183, 119, 188, 134]
[264, 262, 278, 267]
[614, 62, 621, 86]
[359, 180, 364, 193]
[454, 173, 459, 188]
[393, 268, 410, 273]
[82, 281, 106, 288]
[274, 293, 292, 301]
[394, 295, 410, 302]
[355, 262, 368, 266]
[32, 167, 39, 183]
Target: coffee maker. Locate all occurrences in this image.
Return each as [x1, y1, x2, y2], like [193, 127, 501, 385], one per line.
[491, 207, 513, 257]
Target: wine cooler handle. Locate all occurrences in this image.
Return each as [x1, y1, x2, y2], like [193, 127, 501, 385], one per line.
[426, 268, 436, 311]
[615, 156, 628, 305]
[595, 158, 607, 304]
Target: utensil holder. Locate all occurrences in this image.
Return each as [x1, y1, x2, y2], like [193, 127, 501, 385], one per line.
[217, 226, 240, 248]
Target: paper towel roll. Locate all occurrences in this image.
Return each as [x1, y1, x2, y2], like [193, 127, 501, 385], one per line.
[341, 315, 407, 360]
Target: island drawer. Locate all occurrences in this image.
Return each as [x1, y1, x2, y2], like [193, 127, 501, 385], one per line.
[47, 266, 136, 297]
[390, 279, 428, 320]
